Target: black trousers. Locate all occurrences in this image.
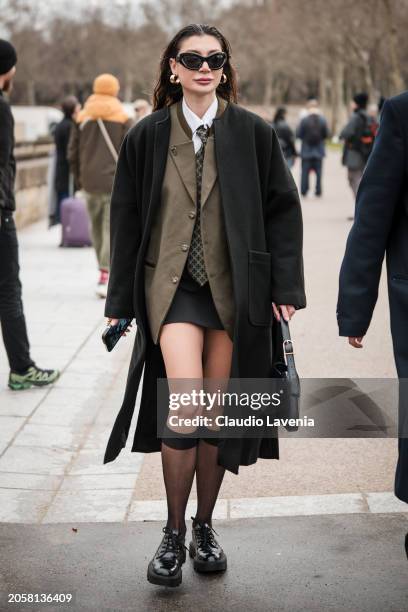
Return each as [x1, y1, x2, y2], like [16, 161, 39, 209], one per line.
[0, 212, 34, 373]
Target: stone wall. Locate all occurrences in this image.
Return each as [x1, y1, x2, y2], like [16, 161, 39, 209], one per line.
[14, 144, 53, 229]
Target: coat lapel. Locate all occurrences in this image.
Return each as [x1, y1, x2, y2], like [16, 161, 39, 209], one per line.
[202, 96, 227, 208]
[168, 103, 196, 204]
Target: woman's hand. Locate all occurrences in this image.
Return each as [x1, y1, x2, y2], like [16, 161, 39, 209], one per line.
[348, 336, 364, 348]
[272, 303, 296, 322]
[107, 318, 119, 327]
[106, 318, 133, 337]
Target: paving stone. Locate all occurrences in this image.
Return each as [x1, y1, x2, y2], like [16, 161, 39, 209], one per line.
[0, 388, 48, 417]
[0, 446, 74, 475]
[0, 416, 25, 453]
[42, 489, 133, 523]
[0, 489, 55, 522]
[366, 491, 408, 514]
[60, 474, 137, 491]
[0, 472, 62, 490]
[68, 448, 143, 476]
[14, 423, 82, 451]
[230, 493, 367, 518]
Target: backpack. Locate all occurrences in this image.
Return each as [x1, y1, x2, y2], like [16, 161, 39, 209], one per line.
[303, 114, 323, 147]
[349, 111, 378, 161]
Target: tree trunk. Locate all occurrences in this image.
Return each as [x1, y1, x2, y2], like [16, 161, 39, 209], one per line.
[124, 70, 133, 103]
[383, 0, 404, 94]
[318, 58, 328, 113]
[361, 52, 375, 101]
[331, 55, 344, 135]
[27, 79, 36, 105]
[263, 70, 273, 106]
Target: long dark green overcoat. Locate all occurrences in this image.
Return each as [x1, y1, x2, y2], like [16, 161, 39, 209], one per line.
[104, 98, 306, 474]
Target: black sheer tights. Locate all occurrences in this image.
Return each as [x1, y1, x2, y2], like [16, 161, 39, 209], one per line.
[161, 439, 225, 536]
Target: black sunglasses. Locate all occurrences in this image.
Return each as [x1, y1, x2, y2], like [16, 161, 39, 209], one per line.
[175, 51, 227, 71]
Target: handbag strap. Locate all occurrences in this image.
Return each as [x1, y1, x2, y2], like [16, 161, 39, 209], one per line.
[97, 118, 119, 163]
[280, 316, 297, 379]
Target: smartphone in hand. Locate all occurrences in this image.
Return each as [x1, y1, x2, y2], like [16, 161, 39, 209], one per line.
[102, 318, 133, 352]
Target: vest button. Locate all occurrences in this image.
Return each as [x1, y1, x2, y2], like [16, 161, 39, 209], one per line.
[171, 275, 179, 283]
[170, 145, 177, 155]
[181, 243, 188, 251]
[188, 211, 196, 219]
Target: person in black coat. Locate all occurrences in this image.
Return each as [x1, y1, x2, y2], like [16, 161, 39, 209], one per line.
[337, 92, 408, 557]
[52, 95, 80, 225]
[271, 106, 297, 168]
[105, 24, 306, 586]
[0, 39, 60, 390]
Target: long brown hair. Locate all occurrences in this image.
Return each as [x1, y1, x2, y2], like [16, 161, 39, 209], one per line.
[152, 24, 238, 111]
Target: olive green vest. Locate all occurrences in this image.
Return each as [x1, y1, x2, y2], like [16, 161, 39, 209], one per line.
[144, 96, 235, 344]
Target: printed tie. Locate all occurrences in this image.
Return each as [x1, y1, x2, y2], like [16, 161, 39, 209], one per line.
[186, 124, 211, 286]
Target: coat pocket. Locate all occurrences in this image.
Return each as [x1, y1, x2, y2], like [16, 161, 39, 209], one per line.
[248, 249, 272, 326]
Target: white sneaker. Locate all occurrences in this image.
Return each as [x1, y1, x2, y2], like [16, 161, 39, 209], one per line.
[96, 270, 108, 299]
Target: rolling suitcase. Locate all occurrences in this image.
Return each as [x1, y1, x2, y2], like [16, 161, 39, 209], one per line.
[60, 195, 92, 247]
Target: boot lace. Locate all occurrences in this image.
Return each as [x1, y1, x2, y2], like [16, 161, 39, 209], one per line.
[157, 526, 187, 566]
[191, 517, 219, 549]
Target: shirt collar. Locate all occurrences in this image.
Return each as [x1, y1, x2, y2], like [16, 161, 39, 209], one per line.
[182, 95, 218, 135]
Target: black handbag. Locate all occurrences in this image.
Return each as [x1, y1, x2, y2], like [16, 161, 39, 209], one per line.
[270, 315, 301, 432]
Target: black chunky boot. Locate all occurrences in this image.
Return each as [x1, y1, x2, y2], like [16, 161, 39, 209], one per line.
[189, 517, 227, 573]
[147, 526, 187, 587]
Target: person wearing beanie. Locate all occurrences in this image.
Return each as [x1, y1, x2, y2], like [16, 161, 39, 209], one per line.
[68, 74, 132, 298]
[339, 91, 378, 202]
[0, 39, 60, 390]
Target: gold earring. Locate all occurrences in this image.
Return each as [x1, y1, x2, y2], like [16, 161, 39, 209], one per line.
[170, 74, 180, 84]
[221, 73, 227, 84]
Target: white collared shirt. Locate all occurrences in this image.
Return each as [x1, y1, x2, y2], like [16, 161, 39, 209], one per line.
[182, 96, 218, 153]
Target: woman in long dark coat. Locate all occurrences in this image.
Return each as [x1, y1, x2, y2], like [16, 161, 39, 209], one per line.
[52, 95, 80, 225]
[104, 24, 306, 587]
[271, 106, 297, 168]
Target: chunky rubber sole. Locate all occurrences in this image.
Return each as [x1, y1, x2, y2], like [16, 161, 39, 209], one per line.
[8, 380, 34, 391]
[147, 562, 182, 587]
[189, 542, 227, 573]
[8, 372, 60, 391]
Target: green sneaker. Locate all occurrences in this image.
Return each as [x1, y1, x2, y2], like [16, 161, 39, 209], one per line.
[8, 365, 60, 391]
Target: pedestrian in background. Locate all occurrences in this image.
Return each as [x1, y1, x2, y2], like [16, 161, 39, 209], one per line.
[0, 39, 59, 390]
[52, 95, 80, 226]
[133, 98, 152, 124]
[68, 74, 132, 298]
[296, 98, 329, 197]
[339, 93, 377, 199]
[271, 106, 297, 168]
[367, 102, 379, 123]
[337, 92, 408, 559]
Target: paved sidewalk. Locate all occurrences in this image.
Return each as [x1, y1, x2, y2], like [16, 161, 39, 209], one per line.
[0, 221, 142, 523]
[1, 515, 407, 612]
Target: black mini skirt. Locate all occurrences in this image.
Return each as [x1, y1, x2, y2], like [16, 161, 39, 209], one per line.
[163, 264, 224, 330]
